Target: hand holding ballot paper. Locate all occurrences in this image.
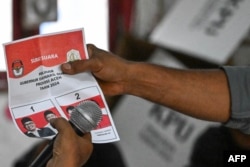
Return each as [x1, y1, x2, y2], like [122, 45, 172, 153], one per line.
[4, 29, 119, 143]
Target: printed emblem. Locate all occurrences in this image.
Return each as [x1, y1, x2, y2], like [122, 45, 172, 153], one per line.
[12, 60, 24, 77]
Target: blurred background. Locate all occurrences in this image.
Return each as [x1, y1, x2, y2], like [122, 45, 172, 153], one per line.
[1, 0, 250, 166]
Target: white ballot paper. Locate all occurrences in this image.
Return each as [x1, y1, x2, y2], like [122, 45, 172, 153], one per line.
[150, 0, 250, 64]
[3, 28, 120, 143]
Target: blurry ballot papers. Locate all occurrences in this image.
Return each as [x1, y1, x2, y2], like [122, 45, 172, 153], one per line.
[150, 0, 250, 64]
[3, 28, 120, 143]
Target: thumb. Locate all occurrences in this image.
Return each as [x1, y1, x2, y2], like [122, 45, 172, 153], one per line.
[60, 44, 101, 75]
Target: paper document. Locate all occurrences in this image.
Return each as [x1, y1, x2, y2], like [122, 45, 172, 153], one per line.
[150, 0, 250, 64]
[3, 28, 120, 143]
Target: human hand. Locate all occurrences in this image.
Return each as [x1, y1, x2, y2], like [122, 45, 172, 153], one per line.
[61, 44, 132, 96]
[46, 118, 93, 167]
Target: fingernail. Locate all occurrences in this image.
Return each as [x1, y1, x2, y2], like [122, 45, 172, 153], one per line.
[62, 63, 72, 70]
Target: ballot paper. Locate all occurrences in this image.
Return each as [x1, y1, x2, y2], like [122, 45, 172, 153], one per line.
[3, 28, 120, 143]
[150, 0, 250, 64]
